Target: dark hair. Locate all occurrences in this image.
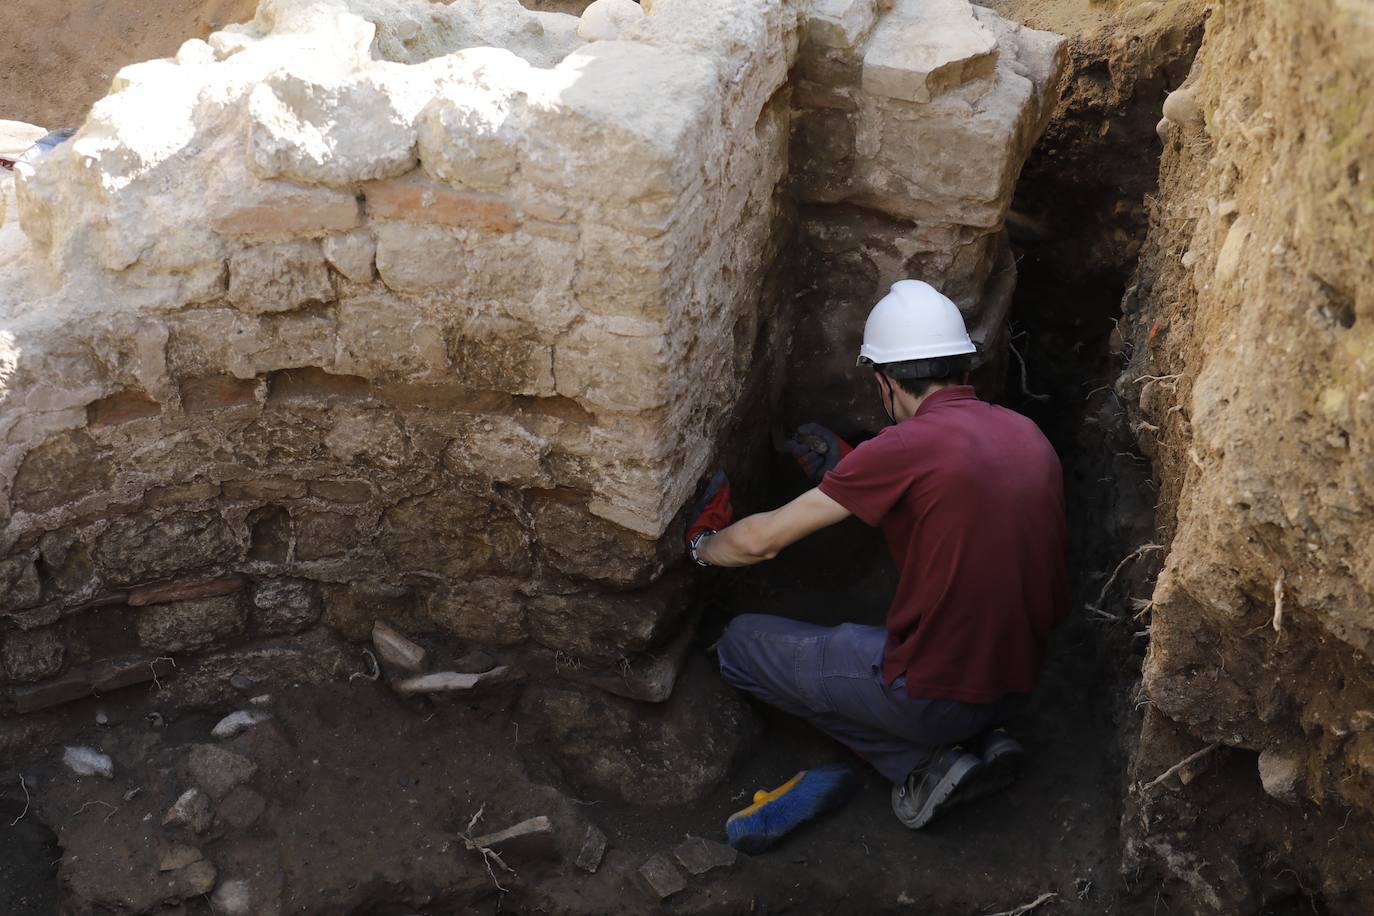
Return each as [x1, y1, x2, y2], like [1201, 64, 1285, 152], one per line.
[879, 355, 971, 397]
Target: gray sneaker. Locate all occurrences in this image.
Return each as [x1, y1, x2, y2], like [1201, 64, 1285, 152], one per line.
[890, 747, 984, 830]
[962, 729, 1026, 804]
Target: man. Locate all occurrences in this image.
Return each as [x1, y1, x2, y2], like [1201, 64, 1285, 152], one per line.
[688, 279, 1068, 839]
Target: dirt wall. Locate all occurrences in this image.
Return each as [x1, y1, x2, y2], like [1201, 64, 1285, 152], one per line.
[1119, 0, 1374, 910]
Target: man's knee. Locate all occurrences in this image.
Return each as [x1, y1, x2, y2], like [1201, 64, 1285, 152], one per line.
[716, 614, 768, 689]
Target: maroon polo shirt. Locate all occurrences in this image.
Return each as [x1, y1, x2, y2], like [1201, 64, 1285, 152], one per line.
[818, 386, 1068, 703]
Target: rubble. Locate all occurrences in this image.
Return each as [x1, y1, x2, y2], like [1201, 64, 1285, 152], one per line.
[62, 746, 114, 779]
[164, 788, 214, 833]
[371, 621, 429, 673]
[637, 853, 687, 900]
[673, 834, 738, 875]
[392, 666, 522, 695]
[573, 823, 608, 873]
[212, 710, 272, 738]
[187, 744, 258, 799]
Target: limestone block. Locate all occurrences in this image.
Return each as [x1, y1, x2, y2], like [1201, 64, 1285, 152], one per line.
[442, 415, 552, 487]
[573, 224, 672, 319]
[250, 578, 322, 636]
[94, 514, 239, 586]
[863, 0, 998, 103]
[520, 42, 718, 212]
[334, 296, 448, 380]
[137, 594, 246, 654]
[554, 318, 669, 412]
[578, 0, 645, 41]
[1258, 748, 1303, 804]
[382, 490, 531, 578]
[427, 578, 529, 646]
[365, 172, 518, 232]
[295, 511, 359, 561]
[372, 222, 465, 292]
[322, 230, 376, 282]
[11, 430, 111, 515]
[210, 183, 362, 237]
[526, 572, 688, 659]
[449, 314, 555, 397]
[321, 582, 422, 642]
[228, 241, 335, 314]
[2, 627, 65, 683]
[187, 743, 257, 799]
[417, 51, 526, 193]
[807, 0, 879, 51]
[248, 66, 436, 185]
[530, 495, 666, 587]
[0, 555, 43, 611]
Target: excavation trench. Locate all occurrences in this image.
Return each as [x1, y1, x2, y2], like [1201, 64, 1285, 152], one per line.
[3, 0, 1370, 914]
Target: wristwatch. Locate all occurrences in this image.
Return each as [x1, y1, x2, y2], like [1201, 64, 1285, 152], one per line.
[689, 529, 716, 567]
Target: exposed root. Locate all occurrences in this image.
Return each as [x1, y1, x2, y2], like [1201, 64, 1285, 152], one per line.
[1272, 570, 1286, 633]
[10, 774, 29, 826]
[1088, 544, 1164, 619]
[459, 803, 514, 894]
[1143, 742, 1221, 791]
[73, 800, 119, 822]
[348, 648, 381, 682]
[984, 891, 1058, 915]
[1008, 340, 1052, 402]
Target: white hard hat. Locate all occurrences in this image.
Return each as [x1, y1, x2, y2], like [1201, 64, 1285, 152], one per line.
[857, 280, 976, 366]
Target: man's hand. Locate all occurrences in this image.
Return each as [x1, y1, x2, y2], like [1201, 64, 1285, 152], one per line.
[695, 488, 852, 568]
[686, 470, 734, 555]
[779, 423, 853, 485]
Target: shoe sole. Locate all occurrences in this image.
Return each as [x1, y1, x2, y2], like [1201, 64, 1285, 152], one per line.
[893, 755, 983, 830]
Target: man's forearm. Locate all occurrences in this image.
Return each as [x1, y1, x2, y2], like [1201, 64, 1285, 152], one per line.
[697, 513, 776, 567]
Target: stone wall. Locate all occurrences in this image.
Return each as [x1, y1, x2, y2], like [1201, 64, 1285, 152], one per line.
[0, 0, 1065, 721]
[0, 0, 803, 711]
[784, 0, 1064, 430]
[1117, 0, 1374, 909]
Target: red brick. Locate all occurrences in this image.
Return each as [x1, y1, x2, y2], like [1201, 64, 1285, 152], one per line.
[144, 482, 222, 508]
[91, 655, 176, 693]
[87, 389, 162, 427]
[365, 175, 517, 233]
[308, 479, 373, 503]
[11, 669, 91, 713]
[210, 194, 361, 236]
[180, 375, 259, 413]
[128, 575, 245, 607]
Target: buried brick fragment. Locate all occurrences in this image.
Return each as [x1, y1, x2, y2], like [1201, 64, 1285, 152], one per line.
[127, 575, 246, 607]
[673, 834, 738, 875]
[392, 666, 522, 696]
[574, 822, 608, 874]
[371, 620, 428, 673]
[638, 852, 687, 900]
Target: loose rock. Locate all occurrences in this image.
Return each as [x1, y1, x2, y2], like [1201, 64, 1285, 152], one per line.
[159, 845, 204, 872]
[163, 788, 213, 834]
[211, 710, 272, 739]
[638, 853, 687, 900]
[574, 823, 608, 874]
[1258, 748, 1302, 805]
[673, 834, 738, 875]
[63, 746, 114, 779]
[210, 877, 253, 916]
[393, 666, 522, 695]
[187, 744, 257, 799]
[372, 620, 429, 673]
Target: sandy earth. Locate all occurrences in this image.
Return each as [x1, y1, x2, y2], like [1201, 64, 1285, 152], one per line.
[2, 0, 258, 128]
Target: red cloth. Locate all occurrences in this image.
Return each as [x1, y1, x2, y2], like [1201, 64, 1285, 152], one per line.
[818, 386, 1068, 703]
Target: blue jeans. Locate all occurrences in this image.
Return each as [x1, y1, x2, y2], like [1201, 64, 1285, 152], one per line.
[717, 614, 1005, 783]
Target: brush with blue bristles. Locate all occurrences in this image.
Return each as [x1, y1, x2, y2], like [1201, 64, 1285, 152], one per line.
[725, 764, 858, 854]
